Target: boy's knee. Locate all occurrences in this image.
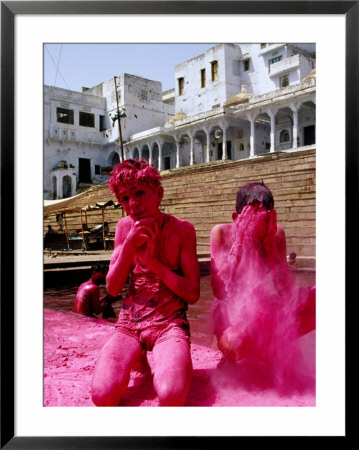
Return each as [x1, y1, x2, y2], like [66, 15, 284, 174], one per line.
[156, 382, 185, 406]
[91, 382, 121, 407]
[155, 372, 191, 406]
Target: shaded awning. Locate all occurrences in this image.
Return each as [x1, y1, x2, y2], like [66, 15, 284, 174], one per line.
[44, 195, 119, 216]
[82, 201, 120, 211]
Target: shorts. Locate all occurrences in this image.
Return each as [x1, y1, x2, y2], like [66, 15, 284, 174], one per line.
[115, 322, 190, 351]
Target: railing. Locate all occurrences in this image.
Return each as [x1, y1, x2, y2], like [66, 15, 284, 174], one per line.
[269, 54, 300, 77]
[48, 127, 108, 145]
[47, 85, 106, 108]
[233, 78, 315, 111]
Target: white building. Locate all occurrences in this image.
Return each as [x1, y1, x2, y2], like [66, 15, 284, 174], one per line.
[44, 43, 316, 199]
[43, 74, 174, 199]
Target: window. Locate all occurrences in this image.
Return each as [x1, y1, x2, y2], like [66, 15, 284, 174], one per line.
[200, 69, 206, 88]
[243, 59, 250, 71]
[260, 43, 267, 49]
[164, 157, 171, 170]
[99, 115, 106, 132]
[78, 158, 91, 183]
[79, 111, 95, 128]
[95, 165, 101, 175]
[269, 56, 282, 65]
[178, 77, 184, 96]
[280, 130, 290, 143]
[211, 61, 218, 81]
[56, 107, 74, 124]
[280, 74, 289, 88]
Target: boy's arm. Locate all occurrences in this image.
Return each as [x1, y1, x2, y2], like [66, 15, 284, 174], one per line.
[143, 221, 200, 304]
[275, 225, 288, 264]
[210, 224, 236, 300]
[91, 286, 102, 315]
[106, 216, 158, 296]
[106, 219, 136, 296]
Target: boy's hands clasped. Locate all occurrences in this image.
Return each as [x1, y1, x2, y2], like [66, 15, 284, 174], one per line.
[127, 217, 159, 269]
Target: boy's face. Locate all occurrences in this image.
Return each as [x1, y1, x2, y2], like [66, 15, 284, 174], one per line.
[117, 183, 163, 220]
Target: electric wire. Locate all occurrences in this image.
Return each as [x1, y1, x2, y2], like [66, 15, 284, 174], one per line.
[44, 45, 71, 90]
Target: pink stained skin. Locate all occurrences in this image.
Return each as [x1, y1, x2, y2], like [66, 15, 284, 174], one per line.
[74, 271, 107, 318]
[91, 160, 200, 407]
[211, 197, 316, 393]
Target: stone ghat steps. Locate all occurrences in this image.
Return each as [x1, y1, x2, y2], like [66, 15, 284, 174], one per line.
[159, 150, 315, 257]
[44, 149, 316, 259]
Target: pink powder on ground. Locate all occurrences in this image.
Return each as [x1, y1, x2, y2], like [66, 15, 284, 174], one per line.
[212, 206, 315, 396]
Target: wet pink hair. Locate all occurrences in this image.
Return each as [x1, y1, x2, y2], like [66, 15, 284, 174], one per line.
[108, 159, 162, 201]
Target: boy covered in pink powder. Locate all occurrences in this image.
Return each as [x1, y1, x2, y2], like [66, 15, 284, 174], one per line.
[210, 182, 315, 365]
[74, 263, 117, 319]
[91, 159, 200, 406]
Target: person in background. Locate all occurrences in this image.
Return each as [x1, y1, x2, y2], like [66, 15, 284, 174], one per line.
[74, 263, 119, 319]
[210, 182, 315, 363]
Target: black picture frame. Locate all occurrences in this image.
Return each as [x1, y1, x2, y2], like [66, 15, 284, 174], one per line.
[1, 1, 356, 448]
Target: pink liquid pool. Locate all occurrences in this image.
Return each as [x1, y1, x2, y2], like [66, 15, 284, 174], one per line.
[43, 271, 315, 407]
[44, 271, 315, 349]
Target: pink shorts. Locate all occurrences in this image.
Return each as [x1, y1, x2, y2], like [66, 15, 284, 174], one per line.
[115, 322, 190, 351]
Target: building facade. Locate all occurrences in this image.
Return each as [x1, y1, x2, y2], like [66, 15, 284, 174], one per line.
[44, 43, 316, 199]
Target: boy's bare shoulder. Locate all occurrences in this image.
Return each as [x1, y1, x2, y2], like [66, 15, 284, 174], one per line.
[116, 215, 132, 228]
[211, 222, 232, 240]
[172, 214, 194, 227]
[115, 215, 133, 236]
[169, 215, 196, 236]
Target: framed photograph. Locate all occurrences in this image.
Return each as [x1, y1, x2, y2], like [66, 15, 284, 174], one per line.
[1, 1, 355, 447]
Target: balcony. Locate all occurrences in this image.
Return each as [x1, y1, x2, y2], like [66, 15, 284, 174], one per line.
[269, 54, 300, 77]
[47, 127, 108, 145]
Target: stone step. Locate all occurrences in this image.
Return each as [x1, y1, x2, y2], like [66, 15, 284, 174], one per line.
[44, 149, 316, 260]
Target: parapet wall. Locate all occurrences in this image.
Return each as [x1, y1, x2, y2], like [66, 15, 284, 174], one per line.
[44, 149, 315, 260]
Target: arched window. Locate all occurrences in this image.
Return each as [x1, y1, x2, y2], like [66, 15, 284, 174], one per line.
[142, 148, 150, 161]
[62, 175, 72, 198]
[133, 148, 139, 160]
[52, 176, 57, 199]
[280, 129, 290, 142]
[111, 152, 120, 167]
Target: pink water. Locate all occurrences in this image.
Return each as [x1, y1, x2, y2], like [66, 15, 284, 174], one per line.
[44, 271, 314, 350]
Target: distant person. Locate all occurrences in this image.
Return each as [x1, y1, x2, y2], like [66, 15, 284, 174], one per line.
[104, 221, 109, 235]
[46, 225, 57, 235]
[91, 159, 200, 407]
[210, 182, 315, 375]
[44, 225, 59, 248]
[288, 252, 298, 269]
[74, 263, 119, 319]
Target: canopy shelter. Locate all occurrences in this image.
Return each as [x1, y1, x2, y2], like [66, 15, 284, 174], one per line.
[44, 200, 123, 251]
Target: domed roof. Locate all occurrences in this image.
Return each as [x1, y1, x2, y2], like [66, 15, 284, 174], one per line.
[224, 85, 254, 107]
[166, 111, 188, 124]
[302, 68, 316, 83]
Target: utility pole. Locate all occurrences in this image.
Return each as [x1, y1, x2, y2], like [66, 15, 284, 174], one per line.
[113, 76, 125, 161]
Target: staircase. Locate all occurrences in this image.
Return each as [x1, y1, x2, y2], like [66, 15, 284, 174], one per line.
[44, 149, 316, 262]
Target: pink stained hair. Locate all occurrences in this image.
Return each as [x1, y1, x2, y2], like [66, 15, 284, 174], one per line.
[108, 159, 162, 201]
